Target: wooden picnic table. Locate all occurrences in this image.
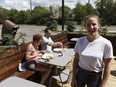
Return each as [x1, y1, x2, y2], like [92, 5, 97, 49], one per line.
[0, 76, 46, 87]
[38, 48, 74, 67]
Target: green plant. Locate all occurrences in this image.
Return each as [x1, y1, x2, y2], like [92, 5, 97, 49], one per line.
[66, 21, 76, 32]
[16, 32, 27, 44]
[99, 25, 109, 35]
[78, 25, 84, 34]
[2, 34, 14, 46]
[46, 6, 58, 31]
[1, 32, 27, 46]
[46, 20, 58, 31]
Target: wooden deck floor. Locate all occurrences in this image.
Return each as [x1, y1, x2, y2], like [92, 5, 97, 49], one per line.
[52, 58, 116, 87]
[106, 58, 116, 87]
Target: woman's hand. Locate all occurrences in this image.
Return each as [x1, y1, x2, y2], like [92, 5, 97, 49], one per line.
[99, 58, 112, 87]
[71, 77, 78, 87]
[38, 50, 46, 54]
[99, 81, 106, 87]
[37, 53, 43, 57]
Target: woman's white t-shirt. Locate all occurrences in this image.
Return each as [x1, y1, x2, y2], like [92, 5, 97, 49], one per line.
[74, 36, 113, 72]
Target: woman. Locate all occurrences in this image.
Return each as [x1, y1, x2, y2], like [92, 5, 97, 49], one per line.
[71, 14, 113, 87]
[26, 33, 51, 85]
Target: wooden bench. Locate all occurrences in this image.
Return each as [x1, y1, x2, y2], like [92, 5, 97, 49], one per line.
[0, 44, 35, 81]
[51, 32, 71, 48]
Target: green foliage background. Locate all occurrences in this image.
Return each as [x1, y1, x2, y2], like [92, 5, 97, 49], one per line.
[0, 0, 116, 26]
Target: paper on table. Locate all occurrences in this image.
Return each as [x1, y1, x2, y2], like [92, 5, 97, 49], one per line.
[53, 48, 63, 52]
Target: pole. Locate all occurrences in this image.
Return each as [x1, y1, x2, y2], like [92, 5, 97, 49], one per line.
[62, 0, 64, 31]
[88, 0, 90, 4]
[30, 0, 32, 15]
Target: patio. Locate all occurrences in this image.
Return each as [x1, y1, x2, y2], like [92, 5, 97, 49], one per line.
[0, 24, 116, 87]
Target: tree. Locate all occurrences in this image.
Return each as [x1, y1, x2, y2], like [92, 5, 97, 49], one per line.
[16, 11, 27, 24]
[24, 10, 33, 24]
[0, 7, 8, 23]
[73, 3, 86, 24]
[32, 6, 49, 25]
[111, 1, 116, 25]
[85, 3, 94, 15]
[46, 6, 59, 31]
[7, 9, 18, 23]
[58, 6, 71, 25]
[96, 0, 115, 25]
[73, 3, 94, 24]
[66, 12, 76, 32]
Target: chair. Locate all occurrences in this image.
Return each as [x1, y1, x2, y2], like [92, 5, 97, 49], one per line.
[49, 68, 71, 87]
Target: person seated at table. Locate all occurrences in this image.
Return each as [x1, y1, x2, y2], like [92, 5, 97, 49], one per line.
[25, 33, 51, 85]
[40, 27, 63, 52]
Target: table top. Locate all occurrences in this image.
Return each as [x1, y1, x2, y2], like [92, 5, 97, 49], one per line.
[0, 76, 46, 87]
[70, 38, 78, 42]
[38, 48, 74, 67]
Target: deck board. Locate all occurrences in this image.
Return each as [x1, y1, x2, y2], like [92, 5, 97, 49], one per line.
[106, 58, 116, 87]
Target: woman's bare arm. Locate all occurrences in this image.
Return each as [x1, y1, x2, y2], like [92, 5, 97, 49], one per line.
[99, 58, 112, 87]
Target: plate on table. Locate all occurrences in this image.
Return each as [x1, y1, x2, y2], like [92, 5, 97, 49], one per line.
[42, 53, 53, 60]
[53, 48, 63, 53]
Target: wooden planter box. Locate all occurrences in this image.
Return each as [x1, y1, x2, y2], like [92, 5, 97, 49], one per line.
[0, 44, 28, 81]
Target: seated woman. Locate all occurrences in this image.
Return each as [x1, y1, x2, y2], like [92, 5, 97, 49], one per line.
[25, 33, 51, 85]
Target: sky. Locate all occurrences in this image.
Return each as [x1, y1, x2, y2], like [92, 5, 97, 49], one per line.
[0, 0, 97, 11]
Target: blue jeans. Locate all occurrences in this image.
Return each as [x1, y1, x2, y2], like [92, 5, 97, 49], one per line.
[76, 67, 101, 87]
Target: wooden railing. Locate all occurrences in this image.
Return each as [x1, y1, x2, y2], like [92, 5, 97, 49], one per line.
[0, 44, 34, 81]
[51, 32, 70, 48]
